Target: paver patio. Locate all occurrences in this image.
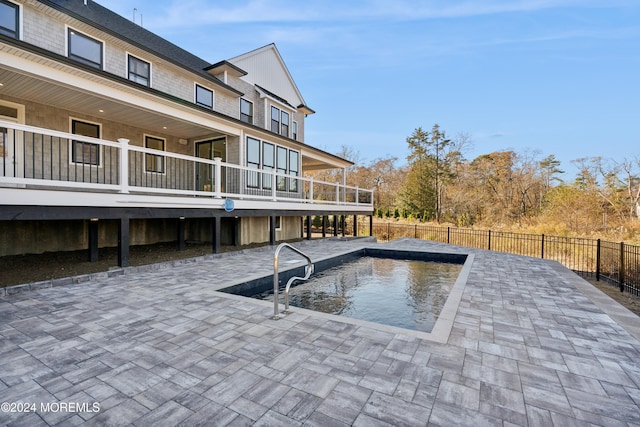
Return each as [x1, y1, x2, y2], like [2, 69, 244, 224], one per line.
[1, 238, 640, 426]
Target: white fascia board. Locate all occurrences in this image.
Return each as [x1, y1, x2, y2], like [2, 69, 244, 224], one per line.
[0, 51, 241, 136]
[0, 187, 372, 213]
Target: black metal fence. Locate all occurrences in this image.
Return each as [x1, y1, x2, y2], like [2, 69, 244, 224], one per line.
[371, 223, 640, 296]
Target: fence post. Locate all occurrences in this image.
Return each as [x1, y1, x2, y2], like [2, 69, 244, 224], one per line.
[447, 227, 450, 244]
[414, 224, 417, 239]
[541, 234, 545, 259]
[596, 239, 601, 282]
[620, 241, 625, 292]
[488, 230, 491, 251]
[387, 222, 390, 242]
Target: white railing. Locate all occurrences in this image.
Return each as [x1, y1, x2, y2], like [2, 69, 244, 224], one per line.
[0, 120, 373, 207]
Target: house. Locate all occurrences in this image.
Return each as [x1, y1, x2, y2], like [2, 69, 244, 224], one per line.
[0, 0, 373, 266]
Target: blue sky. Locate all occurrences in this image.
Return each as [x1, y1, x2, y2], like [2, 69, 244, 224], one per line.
[101, 0, 639, 179]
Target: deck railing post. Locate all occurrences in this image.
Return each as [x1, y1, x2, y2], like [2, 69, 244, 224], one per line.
[309, 177, 314, 203]
[620, 241, 625, 292]
[118, 138, 129, 194]
[272, 169, 277, 201]
[214, 157, 222, 198]
[596, 238, 601, 281]
[336, 185, 340, 205]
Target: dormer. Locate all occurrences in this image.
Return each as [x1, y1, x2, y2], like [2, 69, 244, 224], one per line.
[204, 60, 247, 85]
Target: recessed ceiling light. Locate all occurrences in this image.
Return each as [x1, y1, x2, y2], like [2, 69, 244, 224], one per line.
[163, 126, 167, 130]
[98, 109, 104, 113]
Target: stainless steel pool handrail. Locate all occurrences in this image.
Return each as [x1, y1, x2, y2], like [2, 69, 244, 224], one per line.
[273, 243, 314, 320]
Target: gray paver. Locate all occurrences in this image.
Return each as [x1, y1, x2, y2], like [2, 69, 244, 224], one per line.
[0, 238, 639, 425]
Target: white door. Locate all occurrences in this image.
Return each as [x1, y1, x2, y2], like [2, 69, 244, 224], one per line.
[0, 101, 24, 179]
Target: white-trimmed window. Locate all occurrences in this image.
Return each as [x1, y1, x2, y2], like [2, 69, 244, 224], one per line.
[0, 0, 19, 39]
[128, 54, 151, 87]
[292, 121, 298, 141]
[71, 119, 101, 165]
[289, 149, 299, 192]
[245, 136, 301, 193]
[144, 135, 165, 173]
[246, 137, 260, 188]
[276, 146, 287, 191]
[270, 106, 291, 137]
[68, 28, 103, 69]
[281, 111, 289, 137]
[240, 98, 253, 124]
[270, 106, 280, 133]
[262, 142, 274, 190]
[196, 84, 213, 109]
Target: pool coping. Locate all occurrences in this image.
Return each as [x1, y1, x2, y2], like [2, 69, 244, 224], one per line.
[214, 245, 475, 343]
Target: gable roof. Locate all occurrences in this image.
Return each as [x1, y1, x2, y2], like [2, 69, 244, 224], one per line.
[228, 44, 314, 114]
[38, 0, 242, 95]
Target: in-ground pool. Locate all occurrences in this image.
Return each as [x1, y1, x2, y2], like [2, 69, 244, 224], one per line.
[220, 248, 470, 334]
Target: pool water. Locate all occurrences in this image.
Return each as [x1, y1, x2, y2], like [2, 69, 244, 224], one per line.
[253, 256, 462, 333]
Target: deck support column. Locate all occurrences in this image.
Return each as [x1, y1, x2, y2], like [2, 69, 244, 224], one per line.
[88, 218, 99, 262]
[322, 216, 327, 238]
[233, 217, 240, 247]
[333, 215, 338, 237]
[269, 216, 277, 246]
[177, 217, 185, 251]
[306, 216, 312, 240]
[369, 215, 373, 237]
[353, 215, 358, 237]
[212, 216, 221, 254]
[118, 217, 130, 267]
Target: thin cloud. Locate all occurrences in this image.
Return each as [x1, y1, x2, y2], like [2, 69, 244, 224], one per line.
[135, 0, 635, 28]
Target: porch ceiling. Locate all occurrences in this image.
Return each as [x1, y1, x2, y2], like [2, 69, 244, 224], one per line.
[0, 66, 222, 141]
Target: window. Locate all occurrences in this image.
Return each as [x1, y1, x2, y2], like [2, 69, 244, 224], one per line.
[246, 137, 300, 192]
[145, 136, 165, 173]
[271, 106, 280, 133]
[275, 216, 282, 230]
[71, 119, 100, 165]
[68, 29, 103, 69]
[262, 142, 274, 190]
[276, 146, 287, 191]
[289, 150, 299, 192]
[270, 106, 291, 137]
[128, 55, 150, 87]
[0, 0, 19, 39]
[196, 84, 213, 109]
[240, 98, 253, 124]
[281, 111, 289, 137]
[292, 121, 298, 141]
[246, 137, 260, 188]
